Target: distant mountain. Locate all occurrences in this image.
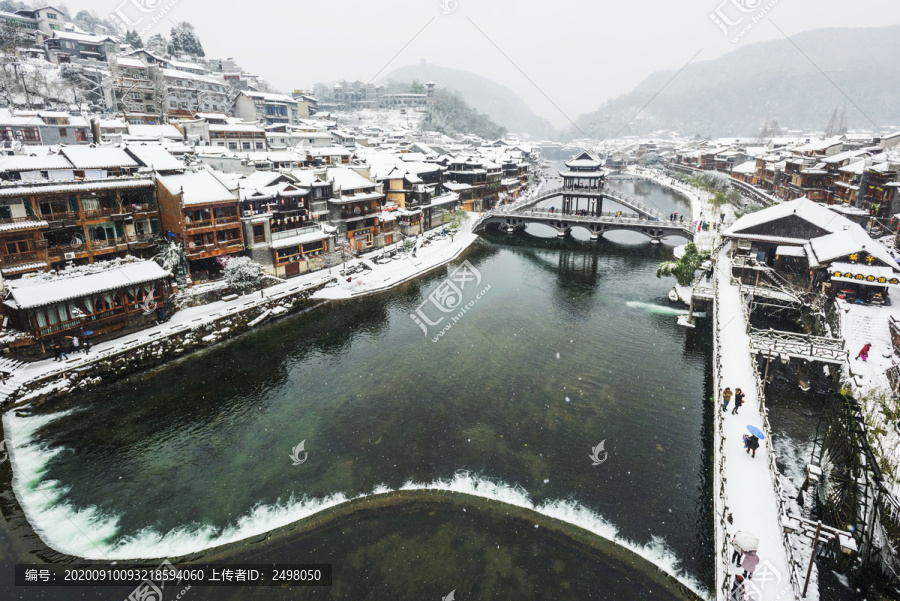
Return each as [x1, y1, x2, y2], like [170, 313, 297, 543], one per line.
[382, 62, 556, 139]
[568, 26, 900, 140]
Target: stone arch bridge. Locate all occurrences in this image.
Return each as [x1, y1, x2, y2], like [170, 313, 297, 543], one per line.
[474, 186, 694, 241]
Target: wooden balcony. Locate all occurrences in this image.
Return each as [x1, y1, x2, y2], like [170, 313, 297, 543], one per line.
[90, 237, 127, 251]
[1, 250, 45, 266]
[47, 243, 87, 258]
[83, 207, 121, 220]
[126, 233, 156, 247]
[0, 215, 47, 227]
[41, 211, 77, 222]
[125, 203, 157, 216]
[184, 216, 241, 231]
[187, 240, 244, 260]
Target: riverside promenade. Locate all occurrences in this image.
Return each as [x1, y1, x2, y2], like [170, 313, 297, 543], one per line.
[628, 166, 804, 600]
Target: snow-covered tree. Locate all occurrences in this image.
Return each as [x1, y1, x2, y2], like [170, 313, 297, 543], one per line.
[0, 1, 25, 14]
[124, 30, 143, 48]
[656, 243, 710, 287]
[224, 257, 262, 293]
[639, 152, 660, 165]
[168, 22, 204, 57]
[146, 34, 168, 57]
[154, 241, 187, 277]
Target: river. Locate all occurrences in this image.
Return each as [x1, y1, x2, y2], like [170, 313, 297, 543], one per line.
[0, 175, 713, 600]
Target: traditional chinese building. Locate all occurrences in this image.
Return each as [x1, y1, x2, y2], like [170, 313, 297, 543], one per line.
[559, 150, 606, 215]
[3, 258, 171, 350]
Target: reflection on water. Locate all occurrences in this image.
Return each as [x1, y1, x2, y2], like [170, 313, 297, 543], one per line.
[2, 180, 714, 599]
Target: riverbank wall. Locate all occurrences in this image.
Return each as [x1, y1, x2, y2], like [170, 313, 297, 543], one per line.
[6, 279, 331, 409]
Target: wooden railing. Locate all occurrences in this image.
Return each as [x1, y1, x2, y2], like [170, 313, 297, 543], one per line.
[185, 216, 241, 230]
[0, 215, 46, 225]
[185, 219, 214, 230]
[48, 244, 86, 257]
[82, 207, 120, 220]
[126, 233, 156, 245]
[90, 237, 127, 250]
[40, 211, 77, 221]
[0, 250, 43, 265]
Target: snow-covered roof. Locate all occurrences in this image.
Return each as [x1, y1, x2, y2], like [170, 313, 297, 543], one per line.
[270, 229, 330, 250]
[125, 145, 183, 171]
[157, 170, 238, 206]
[830, 262, 899, 285]
[1, 261, 47, 276]
[0, 218, 48, 232]
[308, 146, 353, 156]
[0, 178, 153, 197]
[240, 91, 297, 104]
[208, 123, 265, 133]
[240, 171, 289, 191]
[160, 68, 224, 87]
[327, 167, 375, 191]
[429, 192, 460, 207]
[775, 245, 806, 257]
[807, 231, 899, 271]
[115, 56, 148, 69]
[725, 198, 850, 239]
[6, 260, 170, 310]
[127, 124, 184, 139]
[731, 160, 757, 175]
[60, 147, 138, 170]
[52, 30, 114, 44]
[0, 154, 73, 172]
[839, 160, 867, 175]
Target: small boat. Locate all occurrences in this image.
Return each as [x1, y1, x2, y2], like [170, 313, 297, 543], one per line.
[668, 288, 679, 303]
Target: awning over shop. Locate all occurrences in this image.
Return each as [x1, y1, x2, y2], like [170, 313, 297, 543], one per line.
[830, 262, 900, 287]
[775, 245, 806, 258]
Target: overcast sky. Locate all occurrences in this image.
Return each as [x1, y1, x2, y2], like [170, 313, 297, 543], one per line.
[74, 0, 900, 128]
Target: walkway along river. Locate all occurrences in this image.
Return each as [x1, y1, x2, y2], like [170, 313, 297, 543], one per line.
[1, 180, 714, 600]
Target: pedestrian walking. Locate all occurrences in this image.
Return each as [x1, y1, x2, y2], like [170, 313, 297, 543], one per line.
[66, 335, 80, 353]
[732, 388, 744, 415]
[83, 337, 91, 354]
[741, 550, 759, 579]
[731, 532, 744, 565]
[745, 434, 760, 458]
[722, 387, 733, 412]
[53, 340, 68, 362]
[730, 574, 746, 601]
[856, 343, 871, 361]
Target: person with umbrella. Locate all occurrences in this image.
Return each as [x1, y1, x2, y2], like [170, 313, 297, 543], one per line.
[744, 425, 764, 458]
[742, 550, 760, 580]
[732, 530, 760, 566]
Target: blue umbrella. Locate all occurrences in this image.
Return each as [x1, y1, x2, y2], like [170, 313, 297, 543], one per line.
[746, 425, 765, 439]
[82, 330, 94, 336]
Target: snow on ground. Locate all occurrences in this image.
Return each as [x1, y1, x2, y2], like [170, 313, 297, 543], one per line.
[314, 215, 479, 300]
[839, 291, 900, 498]
[4, 270, 332, 400]
[716, 250, 802, 601]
